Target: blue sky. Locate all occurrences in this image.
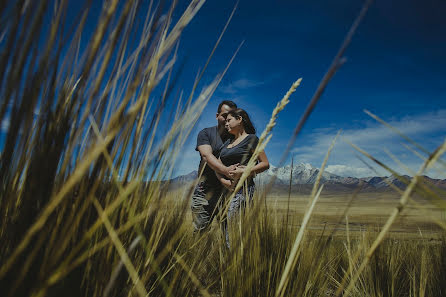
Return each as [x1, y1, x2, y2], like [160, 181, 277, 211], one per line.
[169, 0, 446, 178]
[1, 0, 445, 179]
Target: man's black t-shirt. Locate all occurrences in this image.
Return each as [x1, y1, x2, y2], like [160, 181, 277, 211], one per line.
[196, 126, 232, 187]
[219, 134, 259, 186]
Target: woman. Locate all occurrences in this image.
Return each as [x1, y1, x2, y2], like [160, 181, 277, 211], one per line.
[216, 108, 269, 246]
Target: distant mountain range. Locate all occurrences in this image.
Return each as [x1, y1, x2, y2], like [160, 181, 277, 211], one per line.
[170, 163, 446, 192]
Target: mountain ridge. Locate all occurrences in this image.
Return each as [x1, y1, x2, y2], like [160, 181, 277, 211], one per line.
[170, 163, 446, 192]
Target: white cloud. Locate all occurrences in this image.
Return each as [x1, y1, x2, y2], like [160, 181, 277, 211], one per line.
[172, 104, 446, 180]
[291, 109, 446, 178]
[219, 78, 264, 94]
[326, 165, 375, 178]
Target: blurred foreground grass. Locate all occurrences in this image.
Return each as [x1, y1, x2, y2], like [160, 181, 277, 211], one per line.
[0, 0, 445, 296]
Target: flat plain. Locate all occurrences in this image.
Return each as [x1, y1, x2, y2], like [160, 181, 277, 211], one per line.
[264, 191, 444, 239]
[168, 185, 445, 239]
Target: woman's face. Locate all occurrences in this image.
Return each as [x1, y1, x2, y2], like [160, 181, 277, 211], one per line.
[225, 114, 242, 135]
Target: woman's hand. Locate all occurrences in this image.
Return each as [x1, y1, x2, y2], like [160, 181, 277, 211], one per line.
[229, 165, 246, 181]
[224, 163, 239, 179]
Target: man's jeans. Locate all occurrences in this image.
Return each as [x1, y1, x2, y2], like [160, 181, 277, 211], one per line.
[191, 182, 224, 232]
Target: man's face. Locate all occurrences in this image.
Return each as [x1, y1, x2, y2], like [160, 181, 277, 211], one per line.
[216, 104, 232, 127]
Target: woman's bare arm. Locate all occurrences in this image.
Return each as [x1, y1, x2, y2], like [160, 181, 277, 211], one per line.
[251, 150, 270, 174]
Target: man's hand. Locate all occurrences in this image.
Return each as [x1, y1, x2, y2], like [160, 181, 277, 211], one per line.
[228, 165, 245, 181]
[229, 165, 257, 181]
[223, 163, 239, 179]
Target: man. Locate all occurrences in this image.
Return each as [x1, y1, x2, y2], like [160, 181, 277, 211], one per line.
[191, 100, 238, 231]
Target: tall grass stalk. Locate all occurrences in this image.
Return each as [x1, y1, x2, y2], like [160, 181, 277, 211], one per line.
[276, 130, 339, 297]
[338, 140, 446, 297]
[278, 0, 373, 167]
[365, 110, 446, 169]
[221, 77, 302, 217]
[0, 0, 236, 295]
[91, 199, 147, 297]
[285, 155, 294, 227]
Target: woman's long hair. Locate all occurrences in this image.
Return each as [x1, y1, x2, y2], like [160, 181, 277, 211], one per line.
[228, 108, 256, 134]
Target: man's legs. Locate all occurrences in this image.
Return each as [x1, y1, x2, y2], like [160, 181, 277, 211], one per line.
[191, 182, 221, 232]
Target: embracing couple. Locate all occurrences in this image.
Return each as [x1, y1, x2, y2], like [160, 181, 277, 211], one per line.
[191, 100, 270, 245]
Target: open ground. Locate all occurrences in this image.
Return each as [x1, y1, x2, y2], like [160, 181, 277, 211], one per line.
[167, 185, 445, 239]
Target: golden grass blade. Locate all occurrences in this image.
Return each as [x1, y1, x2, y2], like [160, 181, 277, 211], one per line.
[141, 40, 244, 184]
[92, 198, 148, 297]
[65, 0, 122, 145]
[46, 206, 156, 287]
[1, 2, 161, 272]
[383, 149, 446, 227]
[384, 148, 415, 176]
[134, 3, 172, 141]
[171, 251, 212, 297]
[83, 0, 119, 76]
[87, 0, 135, 108]
[332, 142, 446, 295]
[285, 155, 294, 227]
[0, 127, 120, 278]
[89, 114, 124, 190]
[222, 78, 302, 215]
[345, 216, 354, 277]
[161, 0, 206, 54]
[402, 142, 446, 180]
[347, 140, 446, 207]
[103, 235, 142, 297]
[365, 109, 446, 168]
[54, 63, 236, 279]
[58, 77, 83, 175]
[8, 230, 48, 297]
[24, 5, 223, 275]
[275, 185, 324, 297]
[275, 128, 338, 297]
[382, 148, 446, 201]
[103, 3, 156, 124]
[188, 0, 238, 103]
[338, 139, 446, 297]
[277, 0, 373, 167]
[311, 130, 341, 198]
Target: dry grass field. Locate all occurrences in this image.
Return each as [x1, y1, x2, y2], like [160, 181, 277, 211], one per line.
[169, 185, 445, 239]
[268, 192, 445, 238]
[161, 184, 446, 297]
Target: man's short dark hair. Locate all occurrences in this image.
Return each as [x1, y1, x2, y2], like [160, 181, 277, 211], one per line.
[217, 100, 237, 113]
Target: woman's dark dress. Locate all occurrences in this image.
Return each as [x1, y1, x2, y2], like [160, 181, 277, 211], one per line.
[219, 134, 259, 186]
[219, 134, 259, 247]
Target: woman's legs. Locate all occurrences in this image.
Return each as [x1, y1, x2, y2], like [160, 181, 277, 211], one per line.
[225, 185, 255, 248]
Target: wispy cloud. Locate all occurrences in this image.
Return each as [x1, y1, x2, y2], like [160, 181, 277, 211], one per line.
[291, 109, 446, 178]
[174, 108, 446, 179]
[219, 78, 264, 94]
[325, 165, 374, 177]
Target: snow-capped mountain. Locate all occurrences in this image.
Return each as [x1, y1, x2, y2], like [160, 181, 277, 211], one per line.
[256, 163, 343, 185]
[169, 163, 446, 191]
